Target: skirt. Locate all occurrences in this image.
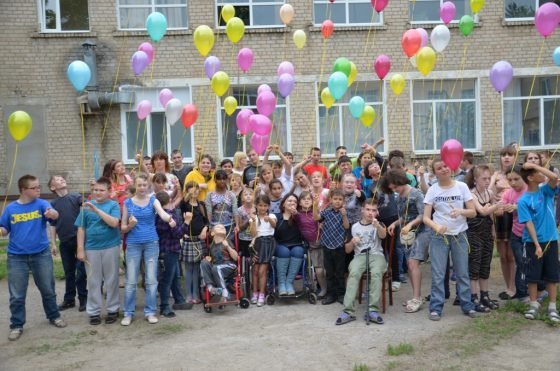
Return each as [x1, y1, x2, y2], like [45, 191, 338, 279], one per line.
[254, 236, 275, 264]
[494, 214, 513, 241]
[308, 242, 324, 268]
[181, 237, 205, 263]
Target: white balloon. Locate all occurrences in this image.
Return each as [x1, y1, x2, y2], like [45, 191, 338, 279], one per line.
[409, 55, 417, 68]
[430, 25, 451, 53]
[165, 98, 182, 125]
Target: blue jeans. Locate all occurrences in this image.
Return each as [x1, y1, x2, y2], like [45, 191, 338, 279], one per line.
[124, 241, 159, 317]
[158, 251, 186, 312]
[59, 237, 87, 302]
[8, 248, 60, 329]
[275, 244, 305, 258]
[509, 234, 528, 298]
[429, 233, 474, 315]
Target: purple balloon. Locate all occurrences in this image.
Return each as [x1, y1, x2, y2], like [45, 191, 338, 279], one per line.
[256, 91, 277, 116]
[138, 42, 155, 64]
[237, 48, 254, 73]
[417, 28, 429, 48]
[535, 2, 560, 37]
[250, 133, 271, 155]
[250, 114, 273, 136]
[236, 108, 254, 135]
[278, 73, 295, 98]
[204, 56, 221, 80]
[131, 51, 149, 76]
[439, 1, 456, 25]
[277, 61, 295, 77]
[489, 61, 513, 93]
[257, 84, 272, 96]
[159, 88, 174, 107]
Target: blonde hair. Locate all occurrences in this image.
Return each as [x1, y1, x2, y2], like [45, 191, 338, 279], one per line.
[233, 151, 247, 169]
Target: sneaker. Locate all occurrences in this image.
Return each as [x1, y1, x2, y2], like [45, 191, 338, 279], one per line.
[548, 309, 560, 323]
[172, 302, 193, 310]
[57, 301, 75, 311]
[161, 310, 176, 318]
[209, 287, 222, 296]
[525, 305, 539, 320]
[429, 311, 441, 321]
[466, 310, 481, 318]
[8, 328, 23, 341]
[121, 316, 132, 326]
[391, 282, 401, 291]
[251, 292, 258, 304]
[257, 293, 265, 307]
[50, 318, 67, 328]
[146, 315, 159, 324]
[89, 315, 102, 326]
[105, 312, 119, 324]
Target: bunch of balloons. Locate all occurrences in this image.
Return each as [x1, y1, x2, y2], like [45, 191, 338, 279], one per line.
[137, 88, 198, 129]
[131, 42, 155, 76]
[401, 29, 436, 77]
[327, 57, 355, 101]
[277, 61, 295, 98]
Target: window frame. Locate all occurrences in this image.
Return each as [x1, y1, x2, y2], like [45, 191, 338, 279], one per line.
[312, 0, 384, 27]
[409, 0, 478, 25]
[37, 0, 90, 33]
[117, 0, 188, 31]
[504, 0, 554, 21]
[215, 0, 286, 29]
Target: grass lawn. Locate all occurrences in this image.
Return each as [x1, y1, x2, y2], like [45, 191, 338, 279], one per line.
[0, 239, 65, 281]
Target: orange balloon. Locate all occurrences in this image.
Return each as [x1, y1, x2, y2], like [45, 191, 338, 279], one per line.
[181, 104, 198, 129]
[401, 29, 422, 58]
[321, 20, 334, 39]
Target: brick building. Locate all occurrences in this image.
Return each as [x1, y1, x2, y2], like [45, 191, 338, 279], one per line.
[1, 0, 560, 194]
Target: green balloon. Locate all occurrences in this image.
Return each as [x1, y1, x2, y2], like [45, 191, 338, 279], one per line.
[459, 15, 474, 37]
[333, 57, 351, 78]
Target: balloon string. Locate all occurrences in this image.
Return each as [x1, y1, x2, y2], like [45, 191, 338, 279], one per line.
[2, 142, 19, 211]
[100, 36, 126, 144]
[545, 76, 560, 168]
[358, 11, 378, 96]
[318, 37, 328, 92]
[80, 103, 88, 200]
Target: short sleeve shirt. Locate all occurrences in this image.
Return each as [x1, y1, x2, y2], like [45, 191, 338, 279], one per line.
[424, 181, 473, 235]
[518, 184, 559, 243]
[0, 198, 51, 254]
[319, 208, 347, 249]
[75, 200, 121, 250]
[49, 193, 82, 242]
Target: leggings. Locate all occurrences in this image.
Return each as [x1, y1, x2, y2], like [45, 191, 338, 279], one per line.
[185, 261, 201, 300]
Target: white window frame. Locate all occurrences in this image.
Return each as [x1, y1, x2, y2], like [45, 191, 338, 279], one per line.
[215, 0, 286, 29]
[410, 78, 481, 154]
[117, 0, 188, 31]
[312, 0, 384, 27]
[504, 0, 552, 21]
[409, 0, 478, 25]
[37, 0, 90, 32]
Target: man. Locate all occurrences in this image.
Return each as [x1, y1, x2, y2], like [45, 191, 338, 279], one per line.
[456, 151, 474, 183]
[170, 149, 192, 190]
[304, 147, 328, 179]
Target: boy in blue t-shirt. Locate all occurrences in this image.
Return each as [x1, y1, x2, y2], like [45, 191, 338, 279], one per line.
[0, 175, 67, 341]
[518, 162, 560, 323]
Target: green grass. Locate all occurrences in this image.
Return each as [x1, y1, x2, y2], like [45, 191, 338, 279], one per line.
[386, 343, 414, 356]
[384, 361, 400, 370]
[352, 364, 370, 371]
[500, 288, 560, 327]
[0, 240, 65, 281]
[151, 323, 186, 336]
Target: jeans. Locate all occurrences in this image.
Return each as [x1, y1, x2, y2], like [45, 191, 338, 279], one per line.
[429, 233, 474, 315]
[8, 248, 60, 329]
[275, 244, 305, 258]
[59, 237, 88, 302]
[124, 241, 159, 317]
[158, 251, 186, 312]
[509, 234, 528, 298]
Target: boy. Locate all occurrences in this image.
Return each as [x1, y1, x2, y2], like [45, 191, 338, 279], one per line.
[75, 177, 121, 325]
[328, 146, 348, 178]
[518, 162, 560, 323]
[171, 149, 192, 191]
[0, 175, 66, 341]
[336, 200, 387, 325]
[314, 189, 350, 305]
[48, 175, 88, 312]
[243, 148, 261, 187]
[304, 147, 328, 179]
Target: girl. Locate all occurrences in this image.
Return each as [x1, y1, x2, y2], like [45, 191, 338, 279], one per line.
[206, 170, 238, 238]
[423, 158, 478, 321]
[255, 164, 274, 195]
[235, 188, 255, 258]
[220, 159, 234, 175]
[232, 151, 248, 177]
[352, 150, 374, 187]
[292, 169, 312, 197]
[230, 173, 244, 205]
[108, 160, 133, 209]
[249, 195, 277, 307]
[341, 173, 365, 226]
[365, 161, 382, 199]
[269, 179, 284, 214]
[185, 154, 216, 202]
[149, 151, 180, 198]
[310, 171, 330, 212]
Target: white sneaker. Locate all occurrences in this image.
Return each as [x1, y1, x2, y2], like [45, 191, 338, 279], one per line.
[120, 316, 132, 326]
[392, 282, 401, 291]
[146, 315, 158, 324]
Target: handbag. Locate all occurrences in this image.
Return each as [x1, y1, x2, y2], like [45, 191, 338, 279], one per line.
[400, 230, 416, 247]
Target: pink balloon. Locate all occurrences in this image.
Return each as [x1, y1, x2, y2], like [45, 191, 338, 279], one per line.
[159, 88, 173, 107]
[374, 54, 391, 80]
[136, 99, 152, 120]
[256, 91, 277, 116]
[417, 28, 429, 48]
[439, 1, 456, 25]
[131, 51, 149, 76]
[277, 73, 295, 98]
[371, 0, 388, 13]
[237, 48, 254, 73]
[250, 114, 273, 136]
[250, 133, 270, 155]
[441, 139, 464, 171]
[257, 84, 272, 96]
[535, 2, 560, 38]
[277, 61, 295, 77]
[236, 108, 253, 135]
[138, 42, 155, 64]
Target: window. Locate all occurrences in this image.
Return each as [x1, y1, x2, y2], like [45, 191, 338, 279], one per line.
[504, 0, 559, 20]
[216, 1, 283, 27]
[317, 84, 385, 156]
[503, 76, 560, 148]
[39, 0, 89, 32]
[118, 0, 188, 30]
[412, 79, 478, 152]
[218, 87, 290, 158]
[121, 88, 194, 163]
[314, 0, 382, 26]
[409, 0, 472, 23]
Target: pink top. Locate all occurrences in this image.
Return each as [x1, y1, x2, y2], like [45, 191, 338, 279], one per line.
[501, 184, 528, 238]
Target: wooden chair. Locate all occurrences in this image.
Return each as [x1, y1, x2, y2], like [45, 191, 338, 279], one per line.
[357, 235, 394, 313]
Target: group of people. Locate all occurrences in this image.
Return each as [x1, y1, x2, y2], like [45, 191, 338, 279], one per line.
[2, 141, 559, 341]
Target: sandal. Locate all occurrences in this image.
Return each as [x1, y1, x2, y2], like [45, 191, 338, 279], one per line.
[499, 291, 513, 300]
[364, 311, 384, 324]
[480, 295, 499, 310]
[524, 306, 539, 320]
[548, 309, 560, 323]
[335, 312, 356, 326]
[405, 298, 423, 313]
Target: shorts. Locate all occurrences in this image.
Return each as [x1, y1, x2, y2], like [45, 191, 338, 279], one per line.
[524, 241, 560, 283]
[308, 242, 324, 269]
[405, 229, 431, 262]
[494, 214, 513, 241]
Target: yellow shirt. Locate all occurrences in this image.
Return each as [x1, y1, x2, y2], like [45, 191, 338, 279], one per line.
[184, 169, 215, 202]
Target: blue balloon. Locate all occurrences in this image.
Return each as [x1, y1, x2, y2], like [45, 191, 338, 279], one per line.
[348, 96, 365, 119]
[146, 12, 167, 42]
[553, 46, 560, 67]
[328, 71, 348, 100]
[67, 60, 91, 92]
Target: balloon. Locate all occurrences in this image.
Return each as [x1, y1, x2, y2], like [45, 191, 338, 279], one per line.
[194, 25, 215, 57]
[66, 60, 91, 92]
[221, 4, 235, 22]
[237, 48, 254, 73]
[430, 25, 451, 53]
[256, 91, 277, 116]
[333, 57, 351, 77]
[374, 55, 391, 80]
[535, 2, 560, 38]
[441, 139, 464, 171]
[293, 30, 307, 49]
[257, 84, 272, 95]
[224, 96, 238, 116]
[417, 28, 429, 48]
[347, 62, 358, 87]
[181, 104, 198, 129]
[371, 0, 388, 13]
[204, 56, 221, 79]
[7, 111, 32, 142]
[145, 12, 167, 42]
[236, 108, 254, 135]
[409, 55, 417, 68]
[159, 88, 173, 107]
[440, 1, 456, 24]
[416, 47, 436, 76]
[459, 15, 474, 37]
[277, 61, 295, 77]
[328, 72, 349, 100]
[360, 106, 376, 127]
[348, 96, 365, 119]
[553, 47, 560, 66]
[390, 74, 405, 96]
[401, 29, 422, 58]
[250, 114, 273, 136]
[211, 71, 230, 97]
[278, 73, 295, 98]
[489, 61, 513, 93]
[165, 98, 182, 126]
[131, 51, 149, 76]
[470, 0, 485, 14]
[138, 42, 154, 64]
[279, 3, 294, 25]
[226, 17, 245, 44]
[250, 133, 270, 155]
[136, 100, 152, 120]
[321, 20, 334, 39]
[321, 88, 335, 109]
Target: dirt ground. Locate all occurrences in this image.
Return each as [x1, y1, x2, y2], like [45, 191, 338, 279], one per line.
[0, 265, 558, 371]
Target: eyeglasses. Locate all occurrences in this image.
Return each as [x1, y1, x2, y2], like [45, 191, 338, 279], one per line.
[26, 186, 41, 190]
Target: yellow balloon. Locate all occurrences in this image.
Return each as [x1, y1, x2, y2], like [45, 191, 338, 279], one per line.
[293, 30, 307, 49]
[470, 0, 485, 14]
[211, 71, 230, 97]
[7, 111, 32, 142]
[221, 4, 235, 23]
[416, 46, 436, 77]
[193, 25, 215, 57]
[348, 62, 358, 87]
[390, 74, 406, 96]
[279, 4, 294, 25]
[360, 106, 376, 128]
[224, 96, 238, 116]
[226, 17, 245, 44]
[321, 87, 335, 109]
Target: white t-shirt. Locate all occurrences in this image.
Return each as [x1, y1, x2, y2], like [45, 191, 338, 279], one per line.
[424, 181, 473, 235]
[256, 213, 277, 237]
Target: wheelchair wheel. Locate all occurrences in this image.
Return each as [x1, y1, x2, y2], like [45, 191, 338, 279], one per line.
[308, 292, 318, 305]
[204, 305, 212, 313]
[266, 294, 275, 305]
[239, 298, 250, 309]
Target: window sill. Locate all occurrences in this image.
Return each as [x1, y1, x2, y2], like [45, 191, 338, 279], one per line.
[309, 25, 387, 32]
[408, 21, 482, 30]
[216, 26, 288, 34]
[31, 31, 97, 39]
[113, 29, 192, 37]
[502, 19, 535, 27]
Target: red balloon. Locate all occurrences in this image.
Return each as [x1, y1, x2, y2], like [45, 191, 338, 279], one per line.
[401, 29, 422, 58]
[371, 0, 389, 13]
[181, 104, 198, 129]
[374, 54, 391, 80]
[321, 20, 334, 39]
[441, 139, 464, 171]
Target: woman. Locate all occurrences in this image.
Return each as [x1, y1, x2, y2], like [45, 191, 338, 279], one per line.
[184, 154, 216, 202]
[206, 170, 238, 238]
[150, 151, 180, 198]
[232, 151, 248, 177]
[104, 160, 133, 209]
